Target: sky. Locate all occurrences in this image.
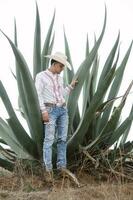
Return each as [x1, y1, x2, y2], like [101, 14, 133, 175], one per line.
[0, 0, 133, 139]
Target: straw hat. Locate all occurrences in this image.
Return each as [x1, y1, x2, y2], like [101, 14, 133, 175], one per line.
[45, 52, 72, 70]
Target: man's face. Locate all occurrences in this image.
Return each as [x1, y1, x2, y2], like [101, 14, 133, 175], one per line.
[54, 62, 65, 74]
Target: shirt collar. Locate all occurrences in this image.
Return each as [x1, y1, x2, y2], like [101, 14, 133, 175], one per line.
[46, 69, 58, 77]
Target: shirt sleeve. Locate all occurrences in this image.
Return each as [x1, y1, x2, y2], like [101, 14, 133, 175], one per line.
[35, 74, 47, 113]
[62, 78, 74, 97]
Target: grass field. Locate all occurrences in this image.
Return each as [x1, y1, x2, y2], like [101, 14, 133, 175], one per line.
[0, 167, 133, 200]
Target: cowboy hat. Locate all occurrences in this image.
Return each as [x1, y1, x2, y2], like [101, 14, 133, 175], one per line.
[44, 52, 72, 70]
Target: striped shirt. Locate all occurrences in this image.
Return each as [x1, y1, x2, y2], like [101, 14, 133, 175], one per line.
[35, 69, 73, 113]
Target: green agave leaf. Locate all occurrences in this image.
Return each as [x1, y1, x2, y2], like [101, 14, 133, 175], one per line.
[88, 55, 100, 140]
[33, 2, 41, 79]
[96, 93, 124, 115]
[16, 68, 43, 157]
[14, 18, 18, 46]
[82, 55, 99, 118]
[0, 157, 14, 171]
[83, 82, 133, 150]
[0, 138, 7, 145]
[85, 36, 98, 108]
[14, 22, 37, 135]
[82, 44, 99, 117]
[0, 81, 38, 159]
[79, 133, 101, 151]
[82, 35, 94, 120]
[67, 7, 107, 135]
[7, 117, 39, 159]
[16, 68, 42, 147]
[41, 10, 55, 70]
[14, 17, 26, 120]
[63, 28, 74, 83]
[91, 52, 99, 98]
[63, 67, 68, 91]
[120, 105, 133, 144]
[0, 144, 16, 162]
[95, 46, 120, 137]
[109, 105, 133, 147]
[63, 29, 80, 131]
[99, 42, 133, 132]
[120, 141, 133, 153]
[108, 141, 133, 163]
[10, 67, 16, 80]
[85, 34, 89, 57]
[0, 118, 29, 159]
[48, 32, 55, 55]
[82, 35, 90, 114]
[17, 96, 26, 119]
[98, 104, 124, 148]
[82, 70, 90, 113]
[67, 63, 115, 153]
[63, 29, 73, 95]
[0, 30, 43, 157]
[98, 80, 133, 147]
[82, 34, 90, 104]
[0, 117, 21, 146]
[83, 34, 90, 93]
[16, 65, 29, 120]
[97, 32, 120, 89]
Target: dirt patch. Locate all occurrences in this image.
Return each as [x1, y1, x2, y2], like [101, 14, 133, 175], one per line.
[0, 184, 133, 200]
[0, 168, 133, 200]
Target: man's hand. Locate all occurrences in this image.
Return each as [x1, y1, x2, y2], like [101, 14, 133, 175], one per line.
[70, 79, 78, 88]
[42, 111, 49, 123]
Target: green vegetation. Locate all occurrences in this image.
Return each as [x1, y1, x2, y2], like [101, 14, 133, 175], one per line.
[0, 4, 133, 180]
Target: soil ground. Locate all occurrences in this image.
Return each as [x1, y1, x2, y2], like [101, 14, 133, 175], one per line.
[0, 167, 133, 200]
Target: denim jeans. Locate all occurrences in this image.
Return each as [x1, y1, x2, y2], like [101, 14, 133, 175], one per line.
[43, 106, 68, 171]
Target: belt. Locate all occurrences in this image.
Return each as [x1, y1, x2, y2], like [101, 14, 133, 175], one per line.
[44, 102, 66, 107]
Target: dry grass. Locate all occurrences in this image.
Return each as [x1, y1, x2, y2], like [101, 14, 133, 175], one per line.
[0, 167, 133, 200]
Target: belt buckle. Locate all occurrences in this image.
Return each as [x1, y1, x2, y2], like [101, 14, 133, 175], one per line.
[56, 102, 66, 107]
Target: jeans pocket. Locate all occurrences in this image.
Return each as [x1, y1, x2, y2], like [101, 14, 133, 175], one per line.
[62, 106, 68, 112]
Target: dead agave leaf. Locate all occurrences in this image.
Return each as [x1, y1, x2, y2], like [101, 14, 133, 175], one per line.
[62, 168, 80, 187]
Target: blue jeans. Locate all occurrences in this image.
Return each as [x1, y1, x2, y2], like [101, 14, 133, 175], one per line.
[43, 106, 68, 171]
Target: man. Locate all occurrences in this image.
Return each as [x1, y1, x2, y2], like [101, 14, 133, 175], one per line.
[35, 52, 78, 182]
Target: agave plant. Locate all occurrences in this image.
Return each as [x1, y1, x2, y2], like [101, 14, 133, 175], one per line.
[0, 4, 133, 174]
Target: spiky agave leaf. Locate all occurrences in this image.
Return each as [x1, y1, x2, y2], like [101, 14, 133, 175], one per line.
[14, 19, 25, 120]
[120, 104, 133, 145]
[0, 29, 45, 158]
[63, 28, 74, 84]
[99, 42, 133, 133]
[0, 4, 133, 174]
[97, 32, 120, 89]
[67, 63, 116, 153]
[0, 138, 7, 145]
[63, 29, 80, 132]
[67, 7, 107, 136]
[33, 2, 41, 79]
[41, 10, 55, 70]
[0, 118, 28, 158]
[82, 81, 133, 151]
[109, 105, 133, 147]
[82, 47, 99, 119]
[87, 49, 100, 140]
[0, 81, 39, 159]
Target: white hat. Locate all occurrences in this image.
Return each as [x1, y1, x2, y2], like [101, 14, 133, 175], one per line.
[45, 52, 72, 70]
